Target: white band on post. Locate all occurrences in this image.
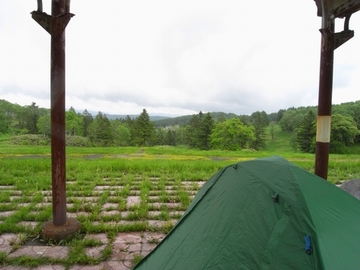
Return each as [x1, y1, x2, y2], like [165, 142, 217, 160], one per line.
[316, 115, 331, 143]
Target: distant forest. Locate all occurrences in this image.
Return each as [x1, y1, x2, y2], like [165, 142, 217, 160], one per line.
[1, 99, 360, 153]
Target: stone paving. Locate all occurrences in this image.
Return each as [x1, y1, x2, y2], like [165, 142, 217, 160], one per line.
[0, 180, 206, 269]
[1, 231, 165, 270]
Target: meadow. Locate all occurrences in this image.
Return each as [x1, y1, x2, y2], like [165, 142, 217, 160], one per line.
[1, 131, 360, 267]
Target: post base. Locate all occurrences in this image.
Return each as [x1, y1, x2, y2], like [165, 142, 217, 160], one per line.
[40, 218, 81, 243]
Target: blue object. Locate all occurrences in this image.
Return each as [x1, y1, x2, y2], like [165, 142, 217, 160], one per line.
[304, 235, 312, 255]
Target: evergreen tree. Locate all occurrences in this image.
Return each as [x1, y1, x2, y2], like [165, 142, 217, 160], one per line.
[82, 109, 93, 137]
[269, 121, 276, 140]
[185, 114, 200, 147]
[251, 111, 266, 150]
[155, 127, 167, 145]
[175, 126, 186, 145]
[165, 129, 176, 146]
[296, 111, 316, 153]
[198, 112, 214, 150]
[20, 102, 40, 134]
[132, 109, 156, 146]
[91, 112, 113, 146]
[0, 100, 13, 134]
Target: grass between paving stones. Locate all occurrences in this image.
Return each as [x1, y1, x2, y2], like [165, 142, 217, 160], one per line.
[2, 145, 360, 268]
[0, 151, 219, 267]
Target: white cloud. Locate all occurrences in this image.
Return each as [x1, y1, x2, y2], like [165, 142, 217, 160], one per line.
[1, 0, 360, 116]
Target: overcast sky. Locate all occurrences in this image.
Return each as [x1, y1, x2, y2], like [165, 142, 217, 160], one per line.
[1, 1, 360, 117]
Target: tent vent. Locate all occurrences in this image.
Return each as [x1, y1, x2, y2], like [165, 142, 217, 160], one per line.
[272, 193, 279, 203]
[304, 235, 312, 255]
[232, 164, 238, 169]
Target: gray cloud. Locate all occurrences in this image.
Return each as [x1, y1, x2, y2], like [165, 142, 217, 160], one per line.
[1, 1, 360, 117]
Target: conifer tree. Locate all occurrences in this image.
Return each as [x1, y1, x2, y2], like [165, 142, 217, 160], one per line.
[132, 109, 156, 146]
[251, 111, 266, 150]
[296, 111, 316, 153]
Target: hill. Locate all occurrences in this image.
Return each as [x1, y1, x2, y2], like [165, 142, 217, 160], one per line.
[153, 112, 238, 127]
[103, 113, 171, 122]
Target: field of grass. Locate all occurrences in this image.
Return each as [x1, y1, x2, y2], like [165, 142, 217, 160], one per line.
[1, 132, 360, 267]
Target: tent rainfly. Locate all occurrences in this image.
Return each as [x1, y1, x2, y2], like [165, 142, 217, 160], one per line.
[134, 156, 360, 270]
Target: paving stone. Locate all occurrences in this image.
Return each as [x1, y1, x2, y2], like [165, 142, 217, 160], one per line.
[100, 210, 120, 217]
[102, 203, 118, 209]
[35, 203, 52, 208]
[0, 233, 17, 254]
[129, 190, 141, 195]
[0, 186, 16, 189]
[17, 221, 39, 229]
[127, 242, 141, 252]
[8, 245, 69, 259]
[147, 220, 165, 228]
[9, 196, 21, 202]
[17, 203, 31, 208]
[121, 211, 129, 218]
[104, 261, 132, 270]
[85, 233, 108, 244]
[123, 254, 137, 268]
[148, 211, 161, 217]
[0, 211, 15, 218]
[1, 266, 28, 270]
[169, 211, 184, 217]
[36, 265, 65, 270]
[164, 202, 181, 208]
[126, 196, 140, 208]
[149, 202, 161, 209]
[67, 212, 89, 218]
[70, 263, 108, 270]
[0, 178, 185, 269]
[94, 185, 113, 191]
[147, 196, 160, 201]
[142, 231, 165, 244]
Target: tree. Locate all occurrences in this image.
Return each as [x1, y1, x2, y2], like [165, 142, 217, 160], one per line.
[113, 122, 131, 146]
[330, 114, 359, 153]
[82, 109, 93, 137]
[251, 111, 266, 150]
[278, 110, 304, 132]
[197, 113, 214, 150]
[20, 102, 41, 134]
[37, 114, 51, 137]
[165, 129, 176, 146]
[175, 126, 186, 145]
[155, 127, 167, 145]
[185, 114, 201, 147]
[90, 112, 113, 146]
[0, 99, 17, 134]
[66, 107, 83, 136]
[269, 121, 276, 140]
[210, 118, 255, 150]
[184, 111, 213, 149]
[296, 111, 316, 153]
[132, 109, 156, 146]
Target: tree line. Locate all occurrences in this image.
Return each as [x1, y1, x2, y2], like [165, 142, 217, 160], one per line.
[1, 98, 360, 153]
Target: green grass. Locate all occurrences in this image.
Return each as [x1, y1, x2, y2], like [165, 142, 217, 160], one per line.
[1, 129, 360, 268]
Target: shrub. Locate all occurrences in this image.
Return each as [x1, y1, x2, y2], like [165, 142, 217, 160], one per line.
[10, 134, 50, 145]
[66, 136, 92, 147]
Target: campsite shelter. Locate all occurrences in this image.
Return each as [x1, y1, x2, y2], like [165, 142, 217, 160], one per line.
[134, 156, 360, 269]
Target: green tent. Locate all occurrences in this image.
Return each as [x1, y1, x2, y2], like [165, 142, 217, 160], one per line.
[134, 156, 360, 270]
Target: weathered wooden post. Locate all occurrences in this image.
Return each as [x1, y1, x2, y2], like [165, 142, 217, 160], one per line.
[31, 0, 80, 241]
[313, 0, 360, 179]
